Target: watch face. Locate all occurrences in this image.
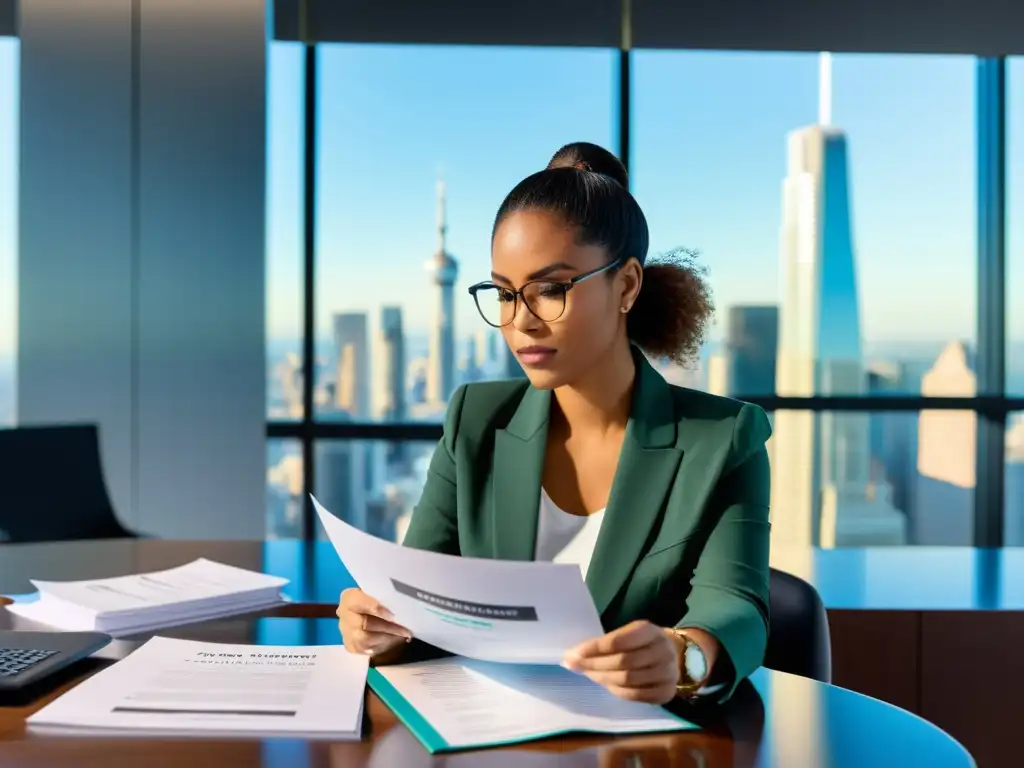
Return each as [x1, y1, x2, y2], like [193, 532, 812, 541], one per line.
[684, 643, 708, 682]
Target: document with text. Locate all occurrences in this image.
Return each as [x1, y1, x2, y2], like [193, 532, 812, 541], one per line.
[28, 636, 369, 739]
[7, 558, 289, 636]
[314, 496, 605, 664]
[370, 657, 696, 752]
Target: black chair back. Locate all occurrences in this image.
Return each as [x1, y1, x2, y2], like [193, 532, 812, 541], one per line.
[0, 424, 135, 543]
[765, 567, 832, 683]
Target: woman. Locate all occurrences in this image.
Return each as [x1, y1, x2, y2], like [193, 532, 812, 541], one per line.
[337, 142, 771, 707]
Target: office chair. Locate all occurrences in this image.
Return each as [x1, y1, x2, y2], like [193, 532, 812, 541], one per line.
[764, 568, 832, 683]
[0, 424, 137, 544]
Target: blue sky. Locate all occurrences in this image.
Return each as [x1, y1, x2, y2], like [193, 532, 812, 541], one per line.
[266, 44, 1023, 355]
[3, 40, 1024, 364]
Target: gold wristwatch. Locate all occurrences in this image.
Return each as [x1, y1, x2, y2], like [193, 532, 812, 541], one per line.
[670, 628, 709, 698]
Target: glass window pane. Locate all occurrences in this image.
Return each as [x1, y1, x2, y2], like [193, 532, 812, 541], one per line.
[1009, 58, 1024, 396]
[314, 439, 437, 540]
[635, 51, 975, 548]
[633, 51, 975, 399]
[266, 42, 305, 421]
[307, 407, 983, 548]
[314, 44, 615, 423]
[0, 38, 18, 428]
[1007, 413, 1024, 546]
[267, 438, 303, 539]
[764, 406, 977, 549]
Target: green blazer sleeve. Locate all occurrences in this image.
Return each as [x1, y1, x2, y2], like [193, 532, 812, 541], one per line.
[400, 385, 466, 556]
[679, 403, 772, 702]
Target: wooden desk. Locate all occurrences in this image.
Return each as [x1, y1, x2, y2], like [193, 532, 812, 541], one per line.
[0, 611, 973, 767]
[0, 540, 998, 765]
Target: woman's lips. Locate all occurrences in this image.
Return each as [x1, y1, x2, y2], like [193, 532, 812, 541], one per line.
[517, 346, 557, 366]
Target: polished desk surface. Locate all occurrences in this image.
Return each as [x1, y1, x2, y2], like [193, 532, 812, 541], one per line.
[1, 538, 1023, 611]
[0, 610, 974, 767]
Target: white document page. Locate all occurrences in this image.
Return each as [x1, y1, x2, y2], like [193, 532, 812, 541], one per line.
[28, 636, 369, 739]
[313, 496, 605, 664]
[28, 558, 287, 613]
[377, 657, 693, 749]
[7, 559, 288, 634]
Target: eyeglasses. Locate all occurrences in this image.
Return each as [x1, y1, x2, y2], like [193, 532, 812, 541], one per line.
[468, 259, 622, 329]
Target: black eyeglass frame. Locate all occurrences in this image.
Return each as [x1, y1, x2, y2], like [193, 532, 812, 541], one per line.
[467, 258, 625, 328]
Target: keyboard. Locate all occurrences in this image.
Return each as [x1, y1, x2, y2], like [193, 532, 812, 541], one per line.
[0, 630, 111, 696]
[0, 647, 59, 677]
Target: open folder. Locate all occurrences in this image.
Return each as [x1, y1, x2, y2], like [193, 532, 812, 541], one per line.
[369, 656, 697, 753]
[6, 559, 289, 636]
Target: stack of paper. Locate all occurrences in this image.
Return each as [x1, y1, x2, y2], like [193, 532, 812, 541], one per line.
[28, 637, 369, 740]
[6, 559, 289, 636]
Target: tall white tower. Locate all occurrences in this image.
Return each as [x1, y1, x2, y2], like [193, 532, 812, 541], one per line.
[426, 177, 458, 404]
[771, 53, 905, 547]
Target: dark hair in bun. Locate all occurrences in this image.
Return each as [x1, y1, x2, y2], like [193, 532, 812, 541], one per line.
[492, 141, 713, 364]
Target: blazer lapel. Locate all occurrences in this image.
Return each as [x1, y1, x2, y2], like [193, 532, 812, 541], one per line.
[491, 386, 551, 561]
[586, 352, 684, 617]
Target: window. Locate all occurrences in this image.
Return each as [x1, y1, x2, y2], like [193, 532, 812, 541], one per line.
[633, 51, 975, 547]
[302, 406, 984, 548]
[0, 38, 17, 428]
[266, 438, 303, 539]
[313, 439, 437, 543]
[763, 406, 978, 549]
[266, 42, 305, 421]
[312, 44, 615, 425]
[269, 43, 1012, 547]
[1009, 58, 1024, 397]
[632, 51, 975, 399]
[1007, 413, 1024, 546]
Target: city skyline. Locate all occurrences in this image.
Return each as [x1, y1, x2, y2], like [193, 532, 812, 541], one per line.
[260, 45, 1024, 352]
[3, 32, 1024, 547]
[265, 51, 1020, 548]
[4, 41, 1024, 431]
[2, 43, 1024, 366]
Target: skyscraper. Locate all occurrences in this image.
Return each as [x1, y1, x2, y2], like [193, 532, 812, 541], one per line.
[333, 312, 369, 418]
[867, 362, 923, 525]
[329, 311, 381, 528]
[725, 305, 778, 397]
[426, 178, 458, 403]
[771, 53, 905, 547]
[914, 344, 1024, 545]
[317, 436, 368, 530]
[379, 306, 406, 422]
[916, 341, 976, 545]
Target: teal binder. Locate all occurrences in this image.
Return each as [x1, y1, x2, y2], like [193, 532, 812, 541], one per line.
[367, 667, 700, 754]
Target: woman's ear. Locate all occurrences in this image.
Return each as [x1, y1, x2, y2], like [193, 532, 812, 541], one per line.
[619, 257, 644, 312]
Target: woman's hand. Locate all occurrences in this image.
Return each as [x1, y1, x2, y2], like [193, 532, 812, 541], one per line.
[336, 588, 412, 657]
[562, 620, 681, 705]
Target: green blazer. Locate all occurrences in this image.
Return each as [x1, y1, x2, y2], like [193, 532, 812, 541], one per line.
[402, 351, 772, 701]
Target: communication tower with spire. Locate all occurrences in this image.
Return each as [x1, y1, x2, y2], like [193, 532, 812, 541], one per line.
[425, 176, 459, 403]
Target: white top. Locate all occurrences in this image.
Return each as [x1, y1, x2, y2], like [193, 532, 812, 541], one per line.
[533, 488, 606, 580]
[533, 489, 723, 698]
